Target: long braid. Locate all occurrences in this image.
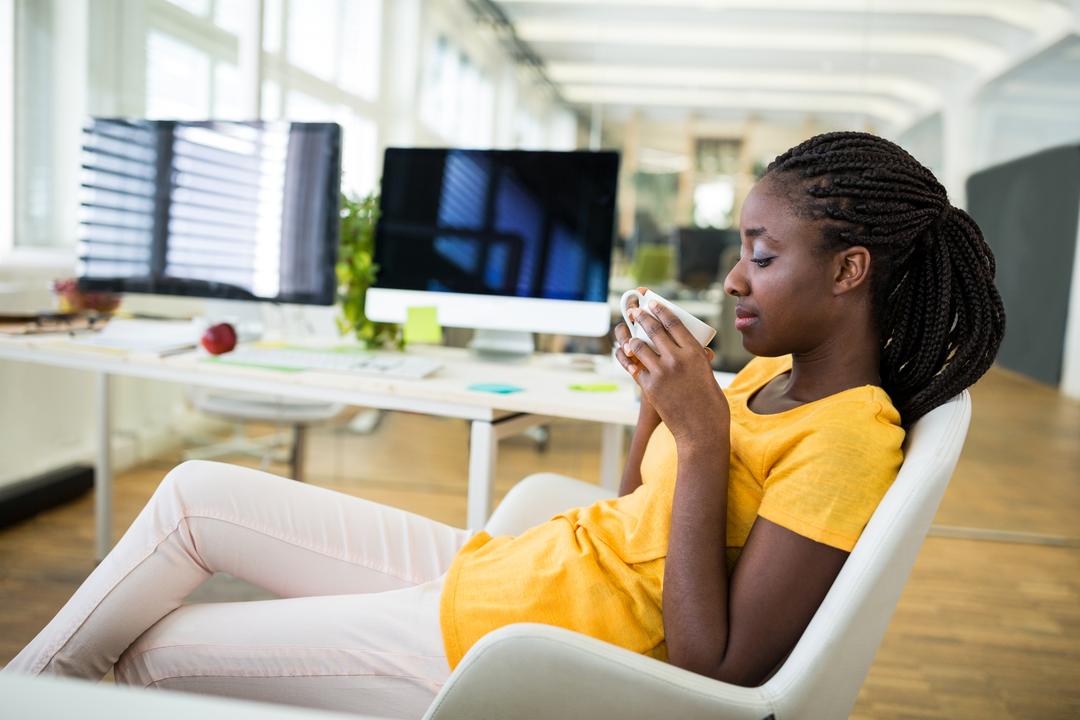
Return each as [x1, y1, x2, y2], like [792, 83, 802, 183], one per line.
[765, 131, 1006, 427]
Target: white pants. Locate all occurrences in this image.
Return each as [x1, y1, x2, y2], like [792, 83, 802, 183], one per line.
[3, 460, 473, 719]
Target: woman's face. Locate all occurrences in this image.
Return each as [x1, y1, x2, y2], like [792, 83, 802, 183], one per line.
[723, 179, 839, 357]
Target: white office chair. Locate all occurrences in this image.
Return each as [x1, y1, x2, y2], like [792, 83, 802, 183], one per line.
[183, 388, 348, 482]
[423, 390, 972, 720]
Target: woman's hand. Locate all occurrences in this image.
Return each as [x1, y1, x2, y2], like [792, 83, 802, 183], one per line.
[614, 296, 660, 427]
[614, 301, 730, 447]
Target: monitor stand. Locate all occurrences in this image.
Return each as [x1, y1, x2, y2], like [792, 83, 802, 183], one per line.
[468, 329, 535, 361]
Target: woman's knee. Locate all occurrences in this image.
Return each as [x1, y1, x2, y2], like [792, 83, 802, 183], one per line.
[157, 460, 259, 509]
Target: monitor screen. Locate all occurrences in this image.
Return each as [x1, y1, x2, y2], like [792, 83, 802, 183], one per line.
[77, 119, 342, 305]
[373, 148, 619, 303]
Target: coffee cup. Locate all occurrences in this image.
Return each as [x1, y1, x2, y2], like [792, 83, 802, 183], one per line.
[619, 287, 717, 351]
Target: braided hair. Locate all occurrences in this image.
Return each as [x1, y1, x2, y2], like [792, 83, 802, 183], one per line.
[764, 131, 1005, 427]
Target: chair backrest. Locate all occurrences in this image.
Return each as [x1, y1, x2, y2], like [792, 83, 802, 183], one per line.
[761, 390, 972, 719]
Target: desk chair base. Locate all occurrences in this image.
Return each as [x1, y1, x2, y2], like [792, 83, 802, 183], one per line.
[184, 424, 306, 481]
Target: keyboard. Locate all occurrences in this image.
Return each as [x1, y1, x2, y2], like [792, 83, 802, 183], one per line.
[211, 346, 443, 380]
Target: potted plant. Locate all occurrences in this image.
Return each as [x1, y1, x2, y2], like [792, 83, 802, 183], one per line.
[336, 191, 403, 349]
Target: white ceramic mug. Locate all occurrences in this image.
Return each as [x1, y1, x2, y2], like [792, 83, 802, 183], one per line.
[619, 287, 717, 351]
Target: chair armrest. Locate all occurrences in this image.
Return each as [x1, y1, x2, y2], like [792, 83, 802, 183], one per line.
[424, 623, 775, 720]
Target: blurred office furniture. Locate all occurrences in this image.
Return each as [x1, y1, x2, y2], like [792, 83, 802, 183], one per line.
[967, 144, 1080, 388]
[425, 391, 973, 720]
[716, 245, 753, 371]
[630, 244, 675, 287]
[183, 388, 348, 483]
[0, 337, 663, 557]
[632, 209, 665, 248]
[674, 227, 740, 290]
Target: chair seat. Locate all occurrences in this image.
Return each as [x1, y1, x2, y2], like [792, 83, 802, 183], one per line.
[186, 387, 345, 424]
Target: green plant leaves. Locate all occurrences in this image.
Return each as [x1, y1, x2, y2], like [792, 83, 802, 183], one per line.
[336, 189, 403, 350]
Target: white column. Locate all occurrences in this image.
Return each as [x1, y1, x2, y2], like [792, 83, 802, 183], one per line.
[238, 0, 264, 118]
[377, 0, 422, 152]
[51, 0, 89, 249]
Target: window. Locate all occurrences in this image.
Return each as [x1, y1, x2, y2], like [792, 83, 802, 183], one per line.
[146, 30, 211, 119]
[420, 35, 495, 148]
[13, 0, 58, 248]
[267, 0, 381, 197]
[6, 0, 574, 254]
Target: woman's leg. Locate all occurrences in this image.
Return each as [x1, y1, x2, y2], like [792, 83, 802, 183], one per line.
[114, 580, 449, 719]
[3, 460, 471, 680]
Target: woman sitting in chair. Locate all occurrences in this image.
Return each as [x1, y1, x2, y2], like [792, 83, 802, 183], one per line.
[4, 132, 1005, 718]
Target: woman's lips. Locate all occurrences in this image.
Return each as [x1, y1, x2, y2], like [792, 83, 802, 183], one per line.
[734, 306, 758, 330]
[735, 316, 758, 330]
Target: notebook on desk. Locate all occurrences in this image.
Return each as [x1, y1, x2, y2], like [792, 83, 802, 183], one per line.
[70, 318, 201, 356]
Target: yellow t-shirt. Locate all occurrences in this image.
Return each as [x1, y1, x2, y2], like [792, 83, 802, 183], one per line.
[439, 354, 905, 669]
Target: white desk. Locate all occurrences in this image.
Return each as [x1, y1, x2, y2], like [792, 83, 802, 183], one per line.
[0, 336, 657, 558]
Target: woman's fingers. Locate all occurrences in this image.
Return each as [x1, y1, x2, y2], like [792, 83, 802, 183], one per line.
[628, 308, 679, 355]
[615, 346, 647, 380]
[623, 336, 659, 372]
[643, 302, 697, 348]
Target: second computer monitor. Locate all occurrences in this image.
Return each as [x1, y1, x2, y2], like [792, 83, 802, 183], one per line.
[366, 148, 619, 338]
[675, 227, 741, 290]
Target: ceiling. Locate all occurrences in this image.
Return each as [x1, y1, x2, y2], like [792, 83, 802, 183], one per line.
[492, 0, 1080, 135]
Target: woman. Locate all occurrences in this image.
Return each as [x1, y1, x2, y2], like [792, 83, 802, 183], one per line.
[3, 132, 1005, 718]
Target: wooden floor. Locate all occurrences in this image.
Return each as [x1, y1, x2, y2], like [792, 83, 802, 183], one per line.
[1, 365, 1077, 718]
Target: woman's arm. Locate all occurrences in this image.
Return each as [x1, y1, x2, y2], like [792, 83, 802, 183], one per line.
[618, 399, 661, 496]
[621, 303, 849, 686]
[613, 298, 709, 497]
[664, 438, 848, 685]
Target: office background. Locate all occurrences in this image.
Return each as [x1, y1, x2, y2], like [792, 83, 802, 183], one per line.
[0, 1, 1078, 717]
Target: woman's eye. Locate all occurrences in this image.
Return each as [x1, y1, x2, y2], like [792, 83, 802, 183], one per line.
[751, 257, 774, 268]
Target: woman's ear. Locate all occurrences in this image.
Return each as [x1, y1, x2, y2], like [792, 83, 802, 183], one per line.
[832, 246, 871, 296]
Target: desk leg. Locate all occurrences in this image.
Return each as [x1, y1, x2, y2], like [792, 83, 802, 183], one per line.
[95, 372, 113, 561]
[599, 423, 625, 492]
[467, 421, 497, 531]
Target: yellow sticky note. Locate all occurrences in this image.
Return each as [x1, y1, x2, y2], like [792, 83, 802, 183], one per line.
[405, 306, 442, 345]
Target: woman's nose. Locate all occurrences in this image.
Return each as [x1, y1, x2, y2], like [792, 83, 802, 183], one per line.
[724, 260, 748, 297]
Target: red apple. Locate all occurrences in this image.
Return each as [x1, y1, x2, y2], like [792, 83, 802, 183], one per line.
[201, 323, 237, 355]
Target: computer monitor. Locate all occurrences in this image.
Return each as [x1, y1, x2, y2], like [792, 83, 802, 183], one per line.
[366, 148, 620, 351]
[77, 119, 342, 305]
[674, 227, 740, 290]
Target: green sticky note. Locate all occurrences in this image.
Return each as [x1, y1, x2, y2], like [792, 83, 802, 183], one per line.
[405, 306, 442, 345]
[569, 383, 619, 392]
